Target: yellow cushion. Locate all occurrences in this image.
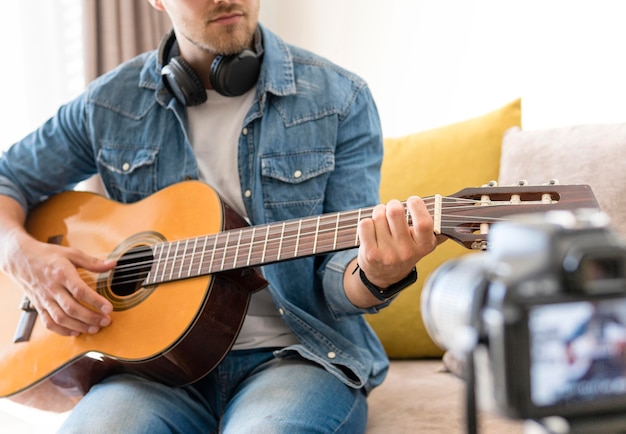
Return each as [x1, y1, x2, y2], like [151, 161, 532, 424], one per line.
[366, 99, 522, 358]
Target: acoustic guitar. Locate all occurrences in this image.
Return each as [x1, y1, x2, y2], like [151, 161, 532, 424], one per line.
[0, 180, 598, 410]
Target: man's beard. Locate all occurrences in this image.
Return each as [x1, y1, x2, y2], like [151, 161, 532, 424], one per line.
[190, 6, 256, 55]
[206, 25, 253, 55]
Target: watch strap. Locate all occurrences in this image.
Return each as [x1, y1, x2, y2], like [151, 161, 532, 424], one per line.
[357, 265, 418, 301]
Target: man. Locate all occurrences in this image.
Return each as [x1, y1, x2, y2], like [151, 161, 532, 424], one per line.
[0, 0, 437, 432]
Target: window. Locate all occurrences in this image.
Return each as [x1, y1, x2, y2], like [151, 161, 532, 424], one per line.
[1, 0, 84, 150]
[0, 1, 82, 429]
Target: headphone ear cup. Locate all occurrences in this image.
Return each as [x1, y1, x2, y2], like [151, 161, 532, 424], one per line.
[210, 49, 261, 97]
[161, 56, 207, 106]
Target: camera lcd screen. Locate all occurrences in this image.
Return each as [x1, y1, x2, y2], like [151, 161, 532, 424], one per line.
[528, 298, 626, 408]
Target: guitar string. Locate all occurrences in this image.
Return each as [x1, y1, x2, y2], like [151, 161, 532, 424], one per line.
[74, 195, 548, 288]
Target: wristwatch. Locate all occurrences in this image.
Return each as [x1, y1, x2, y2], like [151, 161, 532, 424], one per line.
[355, 264, 418, 302]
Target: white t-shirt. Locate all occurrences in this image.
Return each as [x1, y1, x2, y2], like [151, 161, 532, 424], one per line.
[187, 89, 298, 350]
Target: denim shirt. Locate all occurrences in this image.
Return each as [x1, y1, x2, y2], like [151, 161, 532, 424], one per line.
[0, 25, 388, 393]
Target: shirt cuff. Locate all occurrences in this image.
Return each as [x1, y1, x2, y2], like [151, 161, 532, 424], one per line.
[322, 249, 392, 318]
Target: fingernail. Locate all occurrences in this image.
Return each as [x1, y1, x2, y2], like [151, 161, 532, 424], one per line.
[88, 326, 99, 334]
[100, 317, 111, 327]
[101, 304, 113, 314]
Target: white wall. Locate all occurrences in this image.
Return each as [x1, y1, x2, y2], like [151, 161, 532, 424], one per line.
[260, 0, 626, 137]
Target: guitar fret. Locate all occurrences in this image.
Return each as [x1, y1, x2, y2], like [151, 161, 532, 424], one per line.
[312, 216, 320, 254]
[276, 222, 286, 261]
[152, 244, 162, 284]
[320, 214, 339, 253]
[293, 219, 302, 257]
[220, 232, 230, 272]
[171, 241, 181, 281]
[198, 236, 208, 276]
[208, 234, 218, 274]
[261, 225, 270, 264]
[333, 213, 340, 250]
[233, 229, 243, 269]
[163, 242, 173, 282]
[179, 239, 189, 279]
[147, 244, 160, 285]
[188, 237, 198, 278]
[246, 226, 256, 267]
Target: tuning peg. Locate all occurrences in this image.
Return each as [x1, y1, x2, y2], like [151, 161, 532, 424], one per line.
[517, 180, 528, 186]
[545, 179, 559, 185]
[482, 180, 498, 187]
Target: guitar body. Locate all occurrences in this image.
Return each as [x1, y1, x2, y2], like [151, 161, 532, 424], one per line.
[0, 181, 266, 410]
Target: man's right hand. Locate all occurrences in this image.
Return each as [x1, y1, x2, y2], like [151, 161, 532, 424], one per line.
[0, 197, 114, 336]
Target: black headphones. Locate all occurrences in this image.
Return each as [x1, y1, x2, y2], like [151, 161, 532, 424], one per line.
[158, 28, 262, 105]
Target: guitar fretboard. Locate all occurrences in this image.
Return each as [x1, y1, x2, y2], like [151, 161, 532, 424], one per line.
[144, 204, 415, 285]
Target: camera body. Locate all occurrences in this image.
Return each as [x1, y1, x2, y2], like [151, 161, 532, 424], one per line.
[422, 210, 626, 421]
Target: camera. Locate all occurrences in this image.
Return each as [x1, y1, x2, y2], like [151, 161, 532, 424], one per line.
[421, 210, 626, 429]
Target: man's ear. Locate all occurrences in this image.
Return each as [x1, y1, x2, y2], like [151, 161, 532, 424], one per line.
[148, 0, 165, 12]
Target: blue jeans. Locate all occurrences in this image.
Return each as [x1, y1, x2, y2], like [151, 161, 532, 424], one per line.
[58, 348, 368, 433]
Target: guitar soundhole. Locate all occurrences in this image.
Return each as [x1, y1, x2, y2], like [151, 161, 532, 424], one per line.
[98, 231, 164, 310]
[111, 245, 154, 297]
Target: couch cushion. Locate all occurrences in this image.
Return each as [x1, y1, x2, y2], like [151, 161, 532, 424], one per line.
[499, 124, 626, 235]
[366, 360, 524, 433]
[366, 99, 522, 358]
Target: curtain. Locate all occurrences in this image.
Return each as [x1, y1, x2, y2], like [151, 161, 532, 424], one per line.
[83, 0, 171, 82]
[81, 0, 170, 193]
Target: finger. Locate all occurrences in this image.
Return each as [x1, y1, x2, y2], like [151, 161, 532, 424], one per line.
[35, 285, 102, 336]
[357, 216, 377, 250]
[369, 203, 392, 242]
[405, 196, 436, 250]
[38, 308, 79, 337]
[55, 276, 112, 327]
[69, 250, 116, 274]
[65, 250, 114, 315]
[384, 199, 413, 240]
[43, 262, 112, 332]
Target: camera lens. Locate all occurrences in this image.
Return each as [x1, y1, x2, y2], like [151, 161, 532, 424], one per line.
[421, 253, 489, 352]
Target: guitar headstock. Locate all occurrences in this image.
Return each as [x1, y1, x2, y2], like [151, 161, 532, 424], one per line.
[436, 181, 599, 250]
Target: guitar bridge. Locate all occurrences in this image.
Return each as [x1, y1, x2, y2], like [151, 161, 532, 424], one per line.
[13, 296, 37, 343]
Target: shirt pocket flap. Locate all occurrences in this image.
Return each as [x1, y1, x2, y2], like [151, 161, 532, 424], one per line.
[261, 152, 335, 184]
[97, 147, 158, 175]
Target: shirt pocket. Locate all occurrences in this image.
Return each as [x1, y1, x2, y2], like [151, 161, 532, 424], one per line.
[261, 151, 335, 221]
[97, 146, 158, 203]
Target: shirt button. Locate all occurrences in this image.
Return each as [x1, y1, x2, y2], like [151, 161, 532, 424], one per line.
[242, 127, 248, 136]
[244, 189, 252, 198]
[278, 308, 285, 315]
[327, 351, 337, 359]
[293, 170, 302, 179]
[122, 162, 130, 172]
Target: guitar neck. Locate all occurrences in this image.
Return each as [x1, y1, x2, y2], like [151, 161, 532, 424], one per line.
[144, 205, 386, 285]
[143, 183, 599, 286]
